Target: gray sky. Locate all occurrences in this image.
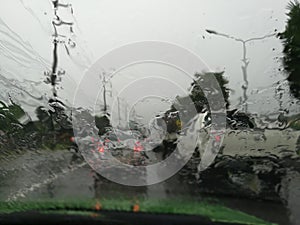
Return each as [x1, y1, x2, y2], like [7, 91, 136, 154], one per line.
[0, 0, 298, 120]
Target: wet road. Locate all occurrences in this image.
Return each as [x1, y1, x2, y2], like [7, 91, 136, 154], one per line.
[0, 129, 299, 225]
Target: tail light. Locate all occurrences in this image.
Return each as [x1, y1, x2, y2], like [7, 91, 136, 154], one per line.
[134, 141, 144, 152]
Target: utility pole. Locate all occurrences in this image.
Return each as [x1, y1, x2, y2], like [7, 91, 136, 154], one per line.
[103, 77, 107, 113]
[99, 71, 113, 116]
[47, 0, 73, 98]
[45, 0, 74, 146]
[117, 97, 121, 128]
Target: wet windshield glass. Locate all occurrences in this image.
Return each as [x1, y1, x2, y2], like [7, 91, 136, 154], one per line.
[0, 1, 299, 225]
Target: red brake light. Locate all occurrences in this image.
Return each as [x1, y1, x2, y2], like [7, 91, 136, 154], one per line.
[98, 146, 105, 153]
[215, 135, 221, 142]
[134, 141, 143, 152]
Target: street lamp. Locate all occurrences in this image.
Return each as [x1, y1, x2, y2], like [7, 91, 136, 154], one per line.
[205, 29, 275, 112]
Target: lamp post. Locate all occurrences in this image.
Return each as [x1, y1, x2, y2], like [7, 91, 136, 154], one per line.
[205, 29, 275, 112]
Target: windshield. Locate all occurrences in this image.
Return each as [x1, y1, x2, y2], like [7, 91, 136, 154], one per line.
[0, 1, 300, 225]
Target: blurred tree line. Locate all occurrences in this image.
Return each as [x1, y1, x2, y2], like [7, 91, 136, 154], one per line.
[161, 71, 255, 134]
[0, 98, 113, 151]
[0, 100, 73, 151]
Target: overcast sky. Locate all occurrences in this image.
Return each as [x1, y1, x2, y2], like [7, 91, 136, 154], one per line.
[0, 0, 298, 121]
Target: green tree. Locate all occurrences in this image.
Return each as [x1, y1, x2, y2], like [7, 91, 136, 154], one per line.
[0, 101, 24, 133]
[190, 71, 230, 112]
[279, 1, 300, 99]
[0, 101, 27, 149]
[95, 114, 111, 136]
[162, 72, 230, 133]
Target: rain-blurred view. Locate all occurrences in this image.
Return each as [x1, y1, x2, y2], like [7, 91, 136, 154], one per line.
[0, 1, 300, 225]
